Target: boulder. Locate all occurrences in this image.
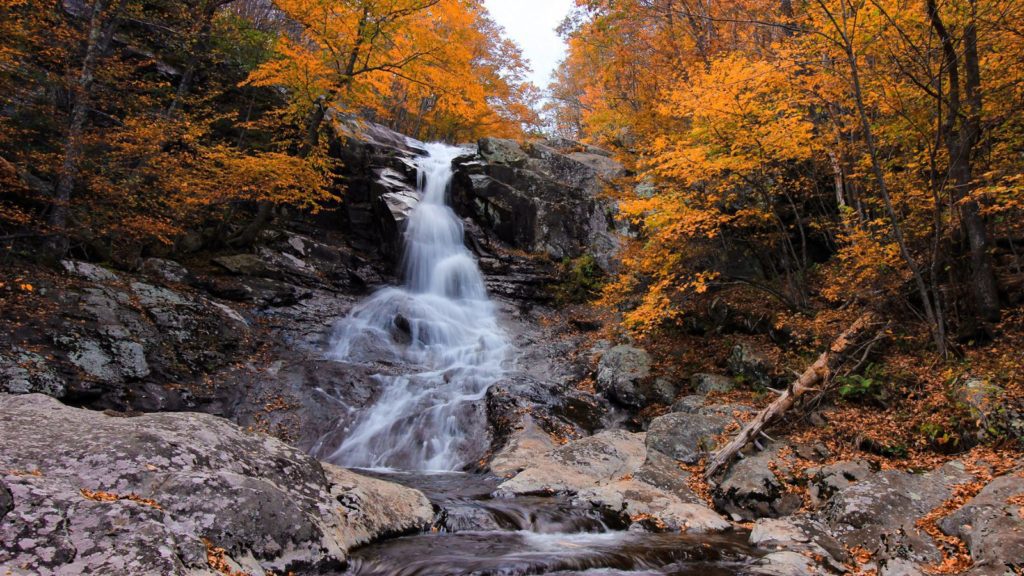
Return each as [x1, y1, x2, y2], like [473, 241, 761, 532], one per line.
[573, 479, 730, 533]
[485, 374, 608, 476]
[806, 460, 875, 508]
[496, 430, 730, 534]
[478, 137, 529, 166]
[495, 430, 646, 496]
[750, 551, 827, 576]
[672, 395, 707, 413]
[714, 445, 802, 521]
[596, 345, 665, 407]
[645, 411, 730, 464]
[938, 472, 1024, 576]
[633, 450, 702, 503]
[749, 518, 849, 572]
[212, 253, 268, 276]
[823, 461, 973, 565]
[692, 373, 735, 394]
[728, 343, 773, 387]
[0, 394, 433, 575]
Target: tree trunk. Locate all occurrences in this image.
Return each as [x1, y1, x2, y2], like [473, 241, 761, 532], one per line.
[705, 313, 879, 480]
[927, 0, 1000, 326]
[48, 0, 119, 254]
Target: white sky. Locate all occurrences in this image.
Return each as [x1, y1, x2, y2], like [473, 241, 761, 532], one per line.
[483, 0, 574, 89]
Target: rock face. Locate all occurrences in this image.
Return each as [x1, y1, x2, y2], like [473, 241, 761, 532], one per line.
[0, 394, 433, 575]
[452, 138, 625, 271]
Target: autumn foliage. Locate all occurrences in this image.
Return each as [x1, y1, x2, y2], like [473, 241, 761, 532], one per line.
[550, 0, 1023, 352]
[0, 0, 537, 257]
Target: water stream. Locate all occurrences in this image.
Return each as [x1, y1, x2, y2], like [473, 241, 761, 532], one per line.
[325, 144, 759, 575]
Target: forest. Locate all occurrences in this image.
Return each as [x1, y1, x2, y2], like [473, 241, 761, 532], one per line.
[1, 0, 1022, 575]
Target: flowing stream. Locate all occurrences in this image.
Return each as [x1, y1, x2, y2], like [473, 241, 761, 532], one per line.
[326, 144, 758, 575]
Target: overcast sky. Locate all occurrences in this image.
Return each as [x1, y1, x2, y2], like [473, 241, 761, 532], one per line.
[483, 0, 574, 89]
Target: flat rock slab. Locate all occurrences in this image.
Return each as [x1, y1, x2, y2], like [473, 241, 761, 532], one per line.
[496, 429, 730, 534]
[0, 394, 432, 575]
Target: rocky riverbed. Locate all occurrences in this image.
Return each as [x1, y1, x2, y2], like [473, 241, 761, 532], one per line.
[2, 123, 1022, 575]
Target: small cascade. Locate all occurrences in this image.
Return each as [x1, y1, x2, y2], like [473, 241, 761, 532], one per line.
[326, 143, 509, 471]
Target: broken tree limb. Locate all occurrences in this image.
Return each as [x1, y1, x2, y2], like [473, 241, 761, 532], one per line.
[704, 313, 880, 480]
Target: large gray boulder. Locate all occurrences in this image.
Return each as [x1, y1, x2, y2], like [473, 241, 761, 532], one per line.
[938, 472, 1024, 576]
[645, 411, 730, 464]
[728, 343, 773, 387]
[823, 462, 973, 566]
[0, 394, 433, 575]
[595, 345, 670, 408]
[714, 445, 803, 521]
[692, 373, 735, 394]
[749, 518, 849, 573]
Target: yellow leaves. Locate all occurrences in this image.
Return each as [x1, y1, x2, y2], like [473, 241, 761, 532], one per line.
[248, 0, 534, 141]
[80, 488, 162, 510]
[204, 538, 249, 576]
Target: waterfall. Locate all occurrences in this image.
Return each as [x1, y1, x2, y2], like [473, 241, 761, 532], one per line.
[326, 142, 509, 471]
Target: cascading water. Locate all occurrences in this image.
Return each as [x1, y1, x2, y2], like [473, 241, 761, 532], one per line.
[326, 142, 509, 471]
[324, 142, 758, 576]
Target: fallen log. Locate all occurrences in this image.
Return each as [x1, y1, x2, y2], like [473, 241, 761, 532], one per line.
[704, 313, 880, 480]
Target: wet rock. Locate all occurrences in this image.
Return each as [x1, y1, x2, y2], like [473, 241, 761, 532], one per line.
[750, 551, 826, 576]
[938, 472, 1024, 576]
[596, 345, 658, 408]
[488, 415, 558, 477]
[806, 460, 874, 508]
[728, 343, 773, 387]
[714, 446, 802, 521]
[693, 373, 735, 394]
[573, 479, 730, 534]
[823, 461, 973, 565]
[496, 430, 646, 496]
[646, 411, 730, 464]
[486, 374, 608, 472]
[0, 393, 432, 575]
[749, 518, 848, 572]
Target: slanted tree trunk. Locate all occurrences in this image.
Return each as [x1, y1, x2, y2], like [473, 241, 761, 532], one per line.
[48, 0, 121, 255]
[705, 312, 879, 480]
